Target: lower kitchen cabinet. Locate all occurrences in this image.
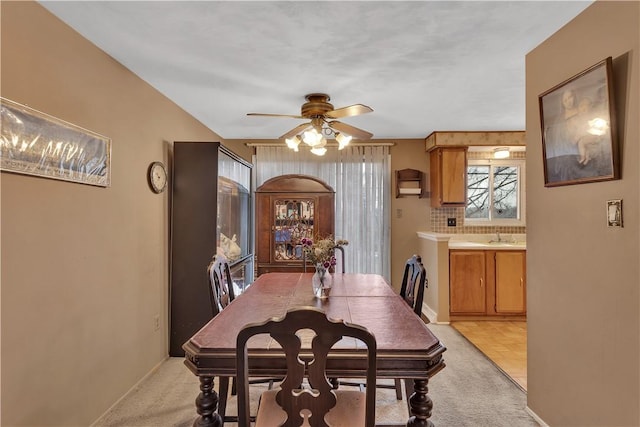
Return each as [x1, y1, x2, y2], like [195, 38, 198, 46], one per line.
[450, 251, 486, 314]
[495, 251, 526, 313]
[450, 249, 526, 317]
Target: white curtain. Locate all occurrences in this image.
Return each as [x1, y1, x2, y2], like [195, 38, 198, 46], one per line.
[254, 145, 391, 280]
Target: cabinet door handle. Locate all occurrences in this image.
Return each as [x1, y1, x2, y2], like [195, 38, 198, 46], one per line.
[480, 277, 483, 288]
[520, 278, 523, 287]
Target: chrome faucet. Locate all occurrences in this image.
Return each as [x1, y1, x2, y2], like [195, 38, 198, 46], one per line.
[489, 230, 502, 243]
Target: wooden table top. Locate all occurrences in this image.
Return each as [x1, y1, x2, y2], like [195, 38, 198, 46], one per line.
[184, 272, 445, 379]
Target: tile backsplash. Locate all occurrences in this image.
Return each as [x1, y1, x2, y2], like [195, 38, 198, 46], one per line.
[430, 206, 526, 234]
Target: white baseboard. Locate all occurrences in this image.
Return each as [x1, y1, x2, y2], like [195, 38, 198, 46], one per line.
[526, 406, 549, 427]
[422, 303, 450, 324]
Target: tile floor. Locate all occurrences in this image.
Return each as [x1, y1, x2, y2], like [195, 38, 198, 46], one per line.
[451, 320, 527, 391]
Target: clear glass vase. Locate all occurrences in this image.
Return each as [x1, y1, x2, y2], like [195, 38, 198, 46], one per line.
[312, 263, 332, 298]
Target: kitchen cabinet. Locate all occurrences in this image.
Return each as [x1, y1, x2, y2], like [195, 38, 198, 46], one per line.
[450, 249, 526, 317]
[494, 251, 526, 314]
[255, 174, 335, 275]
[450, 251, 486, 314]
[429, 147, 467, 207]
[169, 141, 253, 356]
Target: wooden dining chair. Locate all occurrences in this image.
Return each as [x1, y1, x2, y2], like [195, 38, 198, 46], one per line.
[207, 254, 279, 424]
[399, 254, 428, 318]
[302, 244, 346, 274]
[236, 306, 377, 427]
[207, 254, 235, 317]
[340, 254, 428, 407]
[381, 254, 428, 405]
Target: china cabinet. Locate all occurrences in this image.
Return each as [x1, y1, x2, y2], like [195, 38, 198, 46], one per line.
[255, 175, 335, 275]
[169, 141, 253, 356]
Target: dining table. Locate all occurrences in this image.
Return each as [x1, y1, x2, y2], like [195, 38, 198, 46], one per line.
[183, 272, 446, 427]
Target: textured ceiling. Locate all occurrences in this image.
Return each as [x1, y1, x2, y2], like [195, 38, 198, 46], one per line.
[39, 1, 593, 140]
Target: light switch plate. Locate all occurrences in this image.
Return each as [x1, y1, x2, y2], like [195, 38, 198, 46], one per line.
[607, 199, 622, 227]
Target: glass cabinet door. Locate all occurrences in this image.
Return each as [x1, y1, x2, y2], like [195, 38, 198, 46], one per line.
[217, 150, 251, 262]
[273, 198, 315, 262]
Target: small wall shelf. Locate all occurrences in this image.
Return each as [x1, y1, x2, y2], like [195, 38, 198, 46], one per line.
[396, 168, 425, 198]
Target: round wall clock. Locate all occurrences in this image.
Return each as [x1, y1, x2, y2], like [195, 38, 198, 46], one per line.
[148, 161, 167, 193]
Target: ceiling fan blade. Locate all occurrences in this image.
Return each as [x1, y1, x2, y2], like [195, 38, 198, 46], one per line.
[325, 104, 373, 119]
[247, 113, 304, 119]
[279, 122, 312, 139]
[328, 121, 373, 140]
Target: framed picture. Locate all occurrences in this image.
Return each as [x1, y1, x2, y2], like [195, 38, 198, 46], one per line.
[0, 97, 111, 187]
[539, 57, 618, 187]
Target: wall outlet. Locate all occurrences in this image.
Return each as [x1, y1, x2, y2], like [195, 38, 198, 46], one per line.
[153, 314, 160, 331]
[447, 218, 457, 227]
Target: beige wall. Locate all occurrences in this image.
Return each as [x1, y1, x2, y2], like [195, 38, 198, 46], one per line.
[0, 2, 249, 425]
[526, 2, 639, 426]
[389, 139, 431, 290]
[418, 234, 451, 323]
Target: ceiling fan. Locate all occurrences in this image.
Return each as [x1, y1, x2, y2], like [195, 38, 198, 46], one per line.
[247, 93, 374, 147]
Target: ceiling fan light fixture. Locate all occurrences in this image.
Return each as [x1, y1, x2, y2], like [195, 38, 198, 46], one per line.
[248, 93, 373, 154]
[493, 147, 510, 159]
[335, 132, 352, 150]
[303, 128, 324, 147]
[285, 135, 301, 151]
[310, 146, 327, 156]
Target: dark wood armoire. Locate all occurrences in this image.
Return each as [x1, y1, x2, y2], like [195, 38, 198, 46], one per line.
[169, 141, 253, 356]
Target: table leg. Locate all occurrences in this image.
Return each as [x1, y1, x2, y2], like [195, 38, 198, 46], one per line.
[406, 378, 434, 427]
[193, 376, 223, 427]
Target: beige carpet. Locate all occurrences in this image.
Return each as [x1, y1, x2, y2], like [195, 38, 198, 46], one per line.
[92, 324, 539, 427]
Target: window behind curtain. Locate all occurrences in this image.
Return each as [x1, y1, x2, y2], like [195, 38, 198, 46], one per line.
[255, 146, 391, 280]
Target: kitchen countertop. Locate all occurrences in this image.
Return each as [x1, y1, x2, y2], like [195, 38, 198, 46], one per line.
[417, 232, 526, 250]
[447, 240, 526, 250]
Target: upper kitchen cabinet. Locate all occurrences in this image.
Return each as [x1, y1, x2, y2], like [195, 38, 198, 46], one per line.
[170, 141, 253, 356]
[255, 175, 335, 275]
[429, 146, 467, 207]
[425, 131, 526, 208]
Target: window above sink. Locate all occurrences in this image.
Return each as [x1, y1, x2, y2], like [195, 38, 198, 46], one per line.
[464, 155, 526, 227]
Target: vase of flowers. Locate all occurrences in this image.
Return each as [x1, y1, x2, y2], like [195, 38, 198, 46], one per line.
[312, 263, 332, 298]
[301, 235, 348, 298]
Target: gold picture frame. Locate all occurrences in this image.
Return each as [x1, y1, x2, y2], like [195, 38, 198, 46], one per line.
[539, 57, 619, 187]
[0, 97, 111, 187]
